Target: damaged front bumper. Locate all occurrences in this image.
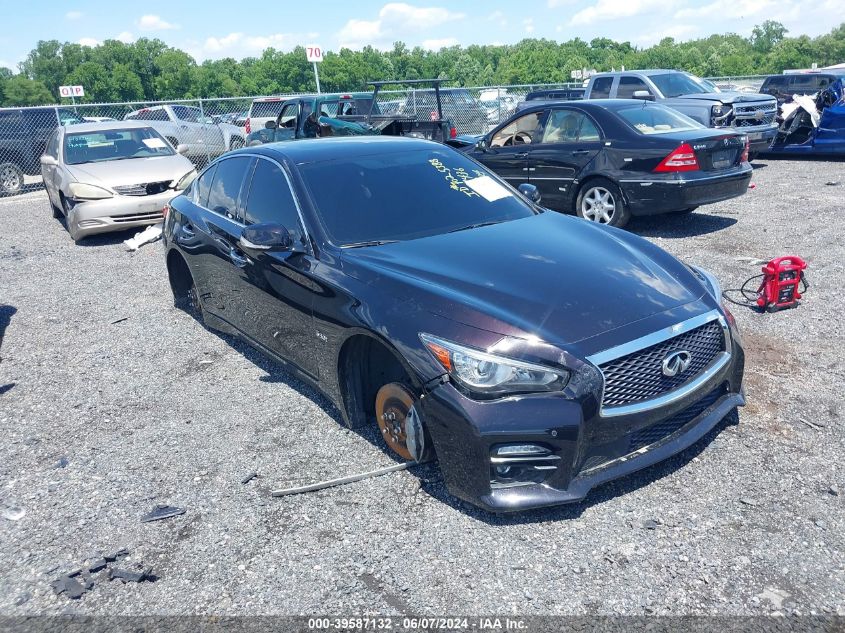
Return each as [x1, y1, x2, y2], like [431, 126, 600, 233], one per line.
[67, 189, 177, 238]
[417, 315, 746, 513]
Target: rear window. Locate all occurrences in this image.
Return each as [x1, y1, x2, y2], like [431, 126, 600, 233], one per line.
[250, 100, 286, 118]
[615, 104, 704, 135]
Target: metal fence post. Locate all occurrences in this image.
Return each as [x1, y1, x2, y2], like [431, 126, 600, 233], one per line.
[197, 97, 212, 164]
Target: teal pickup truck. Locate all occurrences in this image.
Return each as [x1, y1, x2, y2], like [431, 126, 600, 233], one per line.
[246, 80, 458, 147]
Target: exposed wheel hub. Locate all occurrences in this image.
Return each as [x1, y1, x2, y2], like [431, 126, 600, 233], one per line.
[375, 383, 417, 461]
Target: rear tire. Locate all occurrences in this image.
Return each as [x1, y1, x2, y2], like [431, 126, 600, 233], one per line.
[0, 162, 24, 196]
[576, 178, 630, 228]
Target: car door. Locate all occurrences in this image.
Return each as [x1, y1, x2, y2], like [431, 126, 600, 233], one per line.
[274, 102, 301, 142]
[41, 130, 61, 206]
[236, 156, 319, 377]
[186, 155, 255, 327]
[527, 108, 604, 210]
[474, 110, 547, 186]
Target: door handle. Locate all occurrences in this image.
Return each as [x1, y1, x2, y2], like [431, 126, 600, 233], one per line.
[229, 248, 249, 268]
[514, 152, 528, 159]
[571, 150, 591, 156]
[180, 223, 195, 238]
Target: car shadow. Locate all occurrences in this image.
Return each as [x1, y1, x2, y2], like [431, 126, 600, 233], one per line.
[424, 409, 740, 524]
[627, 212, 738, 238]
[0, 304, 17, 396]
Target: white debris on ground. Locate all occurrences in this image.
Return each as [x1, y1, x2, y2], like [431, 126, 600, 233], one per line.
[123, 222, 164, 251]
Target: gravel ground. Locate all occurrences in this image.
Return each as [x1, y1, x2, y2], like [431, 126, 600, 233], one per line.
[0, 158, 843, 617]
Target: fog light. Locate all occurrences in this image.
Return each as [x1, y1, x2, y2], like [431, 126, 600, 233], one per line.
[495, 465, 514, 477]
[495, 444, 550, 457]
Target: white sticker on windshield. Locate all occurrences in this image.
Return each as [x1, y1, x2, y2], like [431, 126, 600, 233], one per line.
[143, 138, 167, 149]
[464, 176, 511, 202]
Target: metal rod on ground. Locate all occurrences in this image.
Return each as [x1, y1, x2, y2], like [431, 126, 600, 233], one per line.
[313, 62, 321, 94]
[271, 462, 412, 497]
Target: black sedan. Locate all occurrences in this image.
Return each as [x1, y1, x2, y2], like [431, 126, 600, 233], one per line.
[163, 137, 745, 512]
[454, 100, 753, 228]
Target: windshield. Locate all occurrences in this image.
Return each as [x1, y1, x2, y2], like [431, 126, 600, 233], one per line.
[615, 104, 704, 135]
[300, 147, 537, 246]
[649, 72, 713, 97]
[64, 127, 175, 165]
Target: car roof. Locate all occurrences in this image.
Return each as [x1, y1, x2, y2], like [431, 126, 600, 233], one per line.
[59, 120, 165, 133]
[518, 98, 662, 112]
[240, 136, 443, 165]
[591, 69, 681, 77]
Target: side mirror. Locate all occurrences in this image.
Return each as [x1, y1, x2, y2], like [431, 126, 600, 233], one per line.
[240, 223, 293, 252]
[176, 144, 189, 155]
[40, 155, 58, 167]
[475, 137, 489, 152]
[518, 183, 542, 204]
[632, 90, 655, 101]
[265, 120, 277, 130]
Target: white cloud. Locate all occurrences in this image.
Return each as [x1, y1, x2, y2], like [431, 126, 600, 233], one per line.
[66, 10, 83, 20]
[570, 0, 670, 25]
[636, 24, 698, 44]
[524, 18, 535, 34]
[115, 31, 135, 44]
[337, 2, 465, 49]
[422, 37, 459, 50]
[487, 10, 508, 26]
[137, 14, 179, 31]
[78, 38, 100, 47]
[548, 0, 577, 6]
[674, 0, 775, 19]
[196, 31, 320, 59]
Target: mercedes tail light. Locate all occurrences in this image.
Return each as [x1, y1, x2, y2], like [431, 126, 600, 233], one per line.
[654, 143, 700, 172]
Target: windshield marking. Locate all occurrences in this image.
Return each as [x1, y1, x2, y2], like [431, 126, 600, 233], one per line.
[428, 158, 485, 198]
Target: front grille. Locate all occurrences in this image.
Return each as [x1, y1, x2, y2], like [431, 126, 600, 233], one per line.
[581, 383, 727, 473]
[113, 180, 171, 196]
[111, 211, 163, 223]
[598, 320, 725, 408]
[732, 104, 777, 127]
[629, 384, 726, 452]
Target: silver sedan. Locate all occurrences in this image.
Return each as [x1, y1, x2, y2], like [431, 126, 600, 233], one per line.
[40, 121, 197, 242]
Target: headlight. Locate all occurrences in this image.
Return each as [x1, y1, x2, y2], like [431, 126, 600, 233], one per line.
[419, 334, 569, 397]
[68, 182, 113, 200]
[710, 104, 732, 126]
[691, 265, 722, 300]
[174, 169, 197, 191]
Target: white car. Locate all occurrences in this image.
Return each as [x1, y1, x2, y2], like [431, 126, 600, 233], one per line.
[245, 96, 287, 135]
[40, 121, 196, 242]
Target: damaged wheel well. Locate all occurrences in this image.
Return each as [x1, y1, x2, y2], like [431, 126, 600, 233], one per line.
[337, 334, 414, 429]
[166, 249, 193, 305]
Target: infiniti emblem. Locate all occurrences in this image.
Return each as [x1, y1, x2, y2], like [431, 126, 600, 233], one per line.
[662, 350, 692, 377]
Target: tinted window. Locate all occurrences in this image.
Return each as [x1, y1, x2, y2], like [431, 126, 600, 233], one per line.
[590, 77, 613, 99]
[194, 164, 217, 208]
[172, 106, 202, 123]
[243, 159, 302, 238]
[250, 100, 285, 118]
[615, 104, 703, 135]
[0, 110, 23, 127]
[300, 147, 536, 246]
[542, 110, 601, 143]
[207, 157, 251, 219]
[763, 76, 789, 89]
[789, 74, 827, 92]
[279, 103, 299, 128]
[491, 111, 543, 147]
[617, 76, 652, 98]
[649, 72, 711, 97]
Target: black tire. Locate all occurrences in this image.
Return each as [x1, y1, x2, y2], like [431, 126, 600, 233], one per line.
[0, 162, 24, 196]
[748, 152, 759, 162]
[671, 206, 699, 215]
[575, 178, 630, 228]
[49, 193, 62, 218]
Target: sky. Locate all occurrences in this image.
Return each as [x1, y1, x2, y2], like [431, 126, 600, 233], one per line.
[0, 0, 841, 70]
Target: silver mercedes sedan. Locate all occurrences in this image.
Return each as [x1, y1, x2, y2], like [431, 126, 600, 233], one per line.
[40, 121, 197, 242]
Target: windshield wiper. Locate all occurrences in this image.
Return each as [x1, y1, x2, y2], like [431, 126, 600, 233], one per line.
[446, 220, 503, 234]
[342, 239, 400, 249]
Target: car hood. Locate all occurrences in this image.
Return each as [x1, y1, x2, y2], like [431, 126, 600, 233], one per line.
[66, 154, 195, 188]
[342, 213, 706, 346]
[674, 92, 774, 105]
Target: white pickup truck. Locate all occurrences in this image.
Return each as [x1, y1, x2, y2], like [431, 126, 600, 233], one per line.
[124, 104, 245, 162]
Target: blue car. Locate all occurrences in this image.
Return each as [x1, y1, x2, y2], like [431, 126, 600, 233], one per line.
[767, 80, 845, 155]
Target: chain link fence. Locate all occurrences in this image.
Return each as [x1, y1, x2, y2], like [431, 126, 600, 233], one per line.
[0, 76, 764, 197]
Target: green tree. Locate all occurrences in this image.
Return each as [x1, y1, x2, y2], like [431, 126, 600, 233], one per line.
[153, 50, 197, 99]
[2, 75, 53, 106]
[751, 21, 788, 53]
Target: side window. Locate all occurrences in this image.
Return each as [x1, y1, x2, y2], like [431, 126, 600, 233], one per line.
[279, 103, 299, 128]
[172, 106, 201, 123]
[193, 164, 217, 208]
[617, 77, 652, 98]
[207, 157, 251, 220]
[542, 110, 602, 144]
[151, 109, 169, 121]
[243, 159, 302, 239]
[788, 75, 817, 93]
[490, 111, 543, 147]
[590, 77, 613, 99]
[46, 130, 60, 158]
